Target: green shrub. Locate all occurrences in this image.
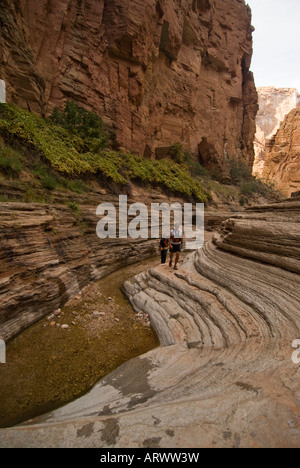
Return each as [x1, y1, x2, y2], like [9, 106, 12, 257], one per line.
[120, 153, 207, 201]
[23, 189, 48, 203]
[189, 161, 211, 178]
[33, 165, 57, 190]
[41, 174, 57, 190]
[229, 158, 252, 184]
[60, 178, 86, 194]
[0, 104, 208, 202]
[170, 143, 191, 165]
[0, 104, 89, 174]
[240, 179, 270, 196]
[240, 181, 258, 195]
[50, 101, 108, 149]
[0, 141, 23, 176]
[207, 179, 237, 200]
[67, 201, 82, 217]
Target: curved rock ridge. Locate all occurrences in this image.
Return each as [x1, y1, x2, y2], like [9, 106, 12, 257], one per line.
[126, 203, 300, 349]
[213, 205, 300, 275]
[0, 202, 300, 448]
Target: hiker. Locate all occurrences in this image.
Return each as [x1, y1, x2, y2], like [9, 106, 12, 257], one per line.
[160, 237, 170, 264]
[169, 224, 183, 270]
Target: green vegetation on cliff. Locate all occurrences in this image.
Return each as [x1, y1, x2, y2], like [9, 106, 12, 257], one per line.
[0, 103, 208, 202]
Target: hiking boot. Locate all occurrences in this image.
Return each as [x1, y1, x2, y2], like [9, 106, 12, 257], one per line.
[174, 266, 178, 270]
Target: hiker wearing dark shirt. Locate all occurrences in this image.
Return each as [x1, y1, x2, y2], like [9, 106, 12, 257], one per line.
[160, 238, 170, 264]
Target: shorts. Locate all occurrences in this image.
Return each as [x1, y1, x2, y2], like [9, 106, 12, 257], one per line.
[170, 244, 181, 253]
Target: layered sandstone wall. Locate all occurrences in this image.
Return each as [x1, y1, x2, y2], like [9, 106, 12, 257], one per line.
[253, 87, 300, 177]
[0, 187, 168, 341]
[0, 178, 234, 343]
[0, 0, 257, 175]
[262, 108, 300, 198]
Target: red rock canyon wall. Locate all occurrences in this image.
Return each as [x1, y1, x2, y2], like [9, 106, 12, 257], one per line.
[0, 0, 258, 176]
[262, 108, 300, 198]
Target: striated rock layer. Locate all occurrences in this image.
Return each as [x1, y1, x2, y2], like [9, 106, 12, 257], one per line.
[0, 173, 241, 344]
[0, 200, 299, 448]
[262, 109, 300, 198]
[253, 87, 300, 177]
[0, 0, 257, 174]
[0, 189, 163, 342]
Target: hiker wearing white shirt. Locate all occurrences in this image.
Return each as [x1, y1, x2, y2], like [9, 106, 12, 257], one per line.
[169, 224, 183, 270]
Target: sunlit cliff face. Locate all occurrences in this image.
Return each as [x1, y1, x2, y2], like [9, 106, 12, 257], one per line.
[253, 87, 300, 178]
[0, 0, 257, 173]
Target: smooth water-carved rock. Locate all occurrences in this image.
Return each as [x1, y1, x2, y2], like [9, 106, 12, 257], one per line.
[1, 200, 299, 448]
